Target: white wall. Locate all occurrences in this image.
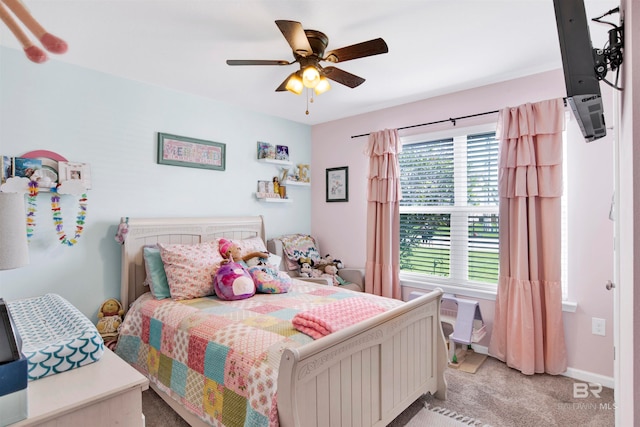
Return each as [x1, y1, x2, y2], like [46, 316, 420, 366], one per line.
[617, 0, 639, 424]
[0, 47, 312, 320]
[311, 69, 616, 379]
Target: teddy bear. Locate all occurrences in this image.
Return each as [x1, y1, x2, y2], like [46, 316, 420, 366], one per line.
[96, 298, 124, 343]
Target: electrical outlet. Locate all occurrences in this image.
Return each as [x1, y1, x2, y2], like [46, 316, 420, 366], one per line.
[592, 317, 606, 336]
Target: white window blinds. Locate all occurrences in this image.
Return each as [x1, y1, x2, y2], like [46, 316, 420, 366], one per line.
[399, 130, 500, 288]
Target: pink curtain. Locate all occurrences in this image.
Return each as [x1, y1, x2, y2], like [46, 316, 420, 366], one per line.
[488, 98, 567, 375]
[364, 129, 402, 299]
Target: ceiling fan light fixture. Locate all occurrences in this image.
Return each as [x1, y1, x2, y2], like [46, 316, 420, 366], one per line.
[302, 66, 321, 88]
[285, 73, 304, 95]
[314, 77, 331, 95]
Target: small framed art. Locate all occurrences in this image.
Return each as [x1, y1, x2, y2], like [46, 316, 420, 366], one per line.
[257, 141, 275, 159]
[326, 166, 348, 202]
[276, 145, 289, 161]
[59, 161, 92, 189]
[158, 132, 226, 171]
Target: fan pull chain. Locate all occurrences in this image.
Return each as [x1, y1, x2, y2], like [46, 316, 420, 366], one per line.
[305, 88, 310, 115]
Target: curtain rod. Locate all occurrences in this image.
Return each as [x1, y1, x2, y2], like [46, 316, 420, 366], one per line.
[351, 98, 568, 139]
[350, 109, 499, 139]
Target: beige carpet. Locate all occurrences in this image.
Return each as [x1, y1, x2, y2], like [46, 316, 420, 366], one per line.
[422, 356, 614, 427]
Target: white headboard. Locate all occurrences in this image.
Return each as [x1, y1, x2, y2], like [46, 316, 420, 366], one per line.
[119, 215, 265, 311]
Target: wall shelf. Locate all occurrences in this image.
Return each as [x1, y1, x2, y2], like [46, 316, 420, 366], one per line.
[257, 158, 292, 166]
[282, 180, 310, 187]
[255, 194, 292, 203]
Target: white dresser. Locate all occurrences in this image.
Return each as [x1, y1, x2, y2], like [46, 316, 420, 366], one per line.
[9, 348, 148, 427]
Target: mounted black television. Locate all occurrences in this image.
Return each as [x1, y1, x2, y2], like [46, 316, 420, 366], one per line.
[553, 0, 606, 142]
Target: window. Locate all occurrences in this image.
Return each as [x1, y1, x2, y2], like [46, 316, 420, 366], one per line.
[399, 125, 499, 293]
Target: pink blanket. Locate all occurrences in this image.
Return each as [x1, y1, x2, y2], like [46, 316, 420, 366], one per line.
[292, 297, 386, 339]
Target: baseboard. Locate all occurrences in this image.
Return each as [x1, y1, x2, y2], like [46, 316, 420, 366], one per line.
[470, 343, 489, 354]
[563, 367, 614, 389]
[469, 345, 614, 389]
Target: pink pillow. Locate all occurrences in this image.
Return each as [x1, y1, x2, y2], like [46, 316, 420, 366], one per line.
[158, 241, 224, 300]
[219, 236, 268, 258]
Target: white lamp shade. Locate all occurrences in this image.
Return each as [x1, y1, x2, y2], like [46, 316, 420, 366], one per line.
[0, 192, 29, 270]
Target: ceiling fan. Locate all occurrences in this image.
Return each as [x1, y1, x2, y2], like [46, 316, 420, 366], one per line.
[226, 20, 388, 96]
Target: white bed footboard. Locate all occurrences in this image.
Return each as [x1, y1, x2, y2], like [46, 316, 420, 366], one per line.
[277, 289, 448, 427]
[119, 216, 448, 427]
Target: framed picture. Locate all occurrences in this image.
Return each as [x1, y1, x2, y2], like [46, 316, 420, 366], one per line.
[158, 132, 225, 171]
[276, 145, 289, 161]
[58, 161, 92, 189]
[257, 180, 269, 193]
[326, 166, 348, 202]
[12, 157, 42, 180]
[257, 141, 275, 159]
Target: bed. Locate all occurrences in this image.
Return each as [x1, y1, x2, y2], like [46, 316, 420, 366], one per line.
[116, 215, 447, 427]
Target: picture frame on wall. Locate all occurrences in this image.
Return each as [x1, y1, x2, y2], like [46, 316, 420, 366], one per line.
[257, 141, 275, 159]
[58, 161, 92, 189]
[275, 145, 289, 161]
[326, 166, 348, 202]
[158, 132, 226, 171]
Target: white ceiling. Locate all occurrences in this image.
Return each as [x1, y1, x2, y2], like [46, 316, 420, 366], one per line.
[0, 0, 618, 125]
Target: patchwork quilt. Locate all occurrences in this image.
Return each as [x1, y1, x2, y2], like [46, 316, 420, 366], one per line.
[116, 281, 401, 427]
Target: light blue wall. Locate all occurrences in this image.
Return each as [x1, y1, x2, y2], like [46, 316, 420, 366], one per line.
[0, 47, 312, 320]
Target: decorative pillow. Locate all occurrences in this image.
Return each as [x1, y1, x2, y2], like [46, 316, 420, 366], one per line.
[279, 234, 322, 271]
[232, 236, 268, 256]
[267, 253, 282, 270]
[143, 245, 170, 299]
[248, 265, 292, 294]
[214, 261, 255, 300]
[158, 241, 224, 300]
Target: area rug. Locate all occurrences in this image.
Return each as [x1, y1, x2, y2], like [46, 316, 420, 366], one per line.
[406, 403, 492, 427]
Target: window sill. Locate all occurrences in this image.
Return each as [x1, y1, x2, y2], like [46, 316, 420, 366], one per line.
[400, 276, 578, 313]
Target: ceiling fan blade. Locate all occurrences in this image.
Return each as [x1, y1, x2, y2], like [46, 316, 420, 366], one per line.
[226, 59, 290, 66]
[275, 20, 313, 57]
[323, 66, 365, 88]
[323, 38, 388, 63]
[275, 72, 296, 92]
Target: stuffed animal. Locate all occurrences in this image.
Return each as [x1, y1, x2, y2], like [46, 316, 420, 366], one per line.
[214, 261, 255, 301]
[96, 298, 124, 342]
[243, 252, 268, 268]
[248, 264, 292, 294]
[0, 0, 67, 63]
[218, 238, 269, 265]
[299, 261, 313, 277]
[330, 257, 344, 270]
[321, 264, 340, 286]
[297, 257, 313, 269]
[316, 254, 344, 270]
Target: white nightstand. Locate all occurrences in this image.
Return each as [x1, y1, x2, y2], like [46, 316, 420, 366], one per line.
[10, 347, 149, 427]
